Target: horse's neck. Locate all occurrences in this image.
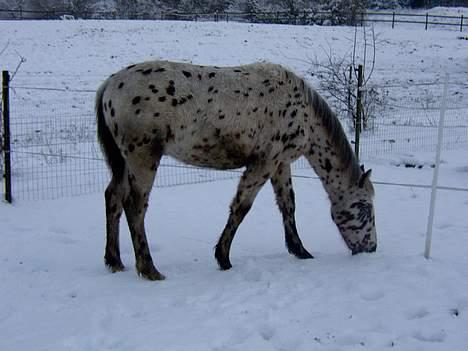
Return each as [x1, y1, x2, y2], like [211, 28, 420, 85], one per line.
[303, 121, 358, 201]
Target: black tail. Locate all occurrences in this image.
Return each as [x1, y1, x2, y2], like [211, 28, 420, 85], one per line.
[96, 80, 125, 183]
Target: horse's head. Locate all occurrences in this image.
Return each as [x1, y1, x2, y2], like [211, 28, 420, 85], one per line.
[331, 167, 377, 255]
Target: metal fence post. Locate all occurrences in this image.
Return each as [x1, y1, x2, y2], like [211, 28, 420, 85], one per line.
[461, 15, 464, 32]
[425, 74, 449, 259]
[392, 12, 395, 29]
[425, 13, 428, 30]
[2, 71, 12, 203]
[355, 65, 364, 161]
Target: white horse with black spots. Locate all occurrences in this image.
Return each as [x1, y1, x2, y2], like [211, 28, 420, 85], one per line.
[96, 60, 377, 281]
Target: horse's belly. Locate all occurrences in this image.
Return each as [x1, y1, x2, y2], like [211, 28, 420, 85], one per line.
[165, 139, 251, 170]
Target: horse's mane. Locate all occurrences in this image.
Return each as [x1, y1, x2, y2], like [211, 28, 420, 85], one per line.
[281, 69, 361, 185]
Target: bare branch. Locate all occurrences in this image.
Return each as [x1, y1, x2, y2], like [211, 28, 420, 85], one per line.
[10, 50, 27, 81]
[0, 40, 10, 56]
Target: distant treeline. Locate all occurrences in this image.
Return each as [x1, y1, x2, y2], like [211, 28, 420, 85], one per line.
[0, 1, 466, 20]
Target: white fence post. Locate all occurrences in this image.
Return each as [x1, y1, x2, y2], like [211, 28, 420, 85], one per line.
[424, 74, 449, 259]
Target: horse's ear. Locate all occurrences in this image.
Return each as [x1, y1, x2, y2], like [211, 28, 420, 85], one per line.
[360, 164, 365, 172]
[358, 169, 372, 188]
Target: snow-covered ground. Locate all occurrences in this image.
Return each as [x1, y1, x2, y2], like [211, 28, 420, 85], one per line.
[1, 150, 468, 351]
[1, 10, 468, 350]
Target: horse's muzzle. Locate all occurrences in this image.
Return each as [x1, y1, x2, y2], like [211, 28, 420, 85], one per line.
[352, 243, 377, 255]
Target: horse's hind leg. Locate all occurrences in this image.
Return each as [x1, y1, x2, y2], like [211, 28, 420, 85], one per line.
[104, 175, 127, 272]
[215, 162, 275, 270]
[271, 163, 313, 259]
[123, 153, 164, 281]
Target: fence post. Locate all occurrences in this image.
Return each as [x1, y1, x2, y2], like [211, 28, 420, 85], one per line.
[425, 13, 428, 30]
[392, 12, 395, 29]
[2, 71, 12, 203]
[354, 65, 364, 161]
[425, 74, 449, 259]
[347, 65, 353, 122]
[461, 15, 464, 32]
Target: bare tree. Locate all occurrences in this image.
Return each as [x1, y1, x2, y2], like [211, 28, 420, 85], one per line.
[309, 25, 385, 132]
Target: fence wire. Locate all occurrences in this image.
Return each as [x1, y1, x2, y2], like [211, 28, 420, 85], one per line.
[3, 84, 468, 201]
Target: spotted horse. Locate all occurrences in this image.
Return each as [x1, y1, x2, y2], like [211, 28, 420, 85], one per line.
[96, 60, 377, 280]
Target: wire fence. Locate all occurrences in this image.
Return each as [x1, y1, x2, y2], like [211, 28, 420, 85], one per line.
[2, 79, 468, 201]
[0, 8, 466, 32]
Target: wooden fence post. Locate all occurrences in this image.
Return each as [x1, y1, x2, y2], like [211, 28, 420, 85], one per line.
[2, 71, 12, 203]
[355, 65, 364, 161]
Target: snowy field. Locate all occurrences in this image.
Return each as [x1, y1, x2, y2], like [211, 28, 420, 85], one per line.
[1, 10, 468, 351]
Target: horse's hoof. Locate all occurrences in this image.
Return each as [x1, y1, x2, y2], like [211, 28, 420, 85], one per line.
[296, 250, 314, 259]
[140, 270, 166, 281]
[105, 256, 125, 273]
[215, 248, 232, 270]
[137, 264, 166, 281]
[289, 247, 314, 260]
[218, 260, 233, 270]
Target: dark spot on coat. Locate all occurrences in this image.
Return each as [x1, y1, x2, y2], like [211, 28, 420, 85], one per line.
[182, 70, 192, 78]
[209, 72, 216, 78]
[172, 99, 178, 107]
[208, 86, 214, 93]
[166, 85, 175, 96]
[118, 82, 124, 89]
[128, 144, 135, 152]
[158, 96, 167, 102]
[142, 68, 152, 75]
[324, 159, 333, 173]
[165, 125, 174, 142]
[154, 68, 166, 73]
[132, 96, 141, 105]
[110, 108, 115, 117]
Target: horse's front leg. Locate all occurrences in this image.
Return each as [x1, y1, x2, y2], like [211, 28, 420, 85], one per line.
[270, 163, 313, 259]
[215, 162, 275, 270]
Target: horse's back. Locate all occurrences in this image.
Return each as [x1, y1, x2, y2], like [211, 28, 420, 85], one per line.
[100, 60, 308, 169]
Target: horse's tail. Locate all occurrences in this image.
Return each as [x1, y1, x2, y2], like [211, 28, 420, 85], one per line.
[96, 79, 125, 183]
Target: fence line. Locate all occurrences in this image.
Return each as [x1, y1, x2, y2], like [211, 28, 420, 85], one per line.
[0, 8, 465, 31]
[2, 75, 468, 201]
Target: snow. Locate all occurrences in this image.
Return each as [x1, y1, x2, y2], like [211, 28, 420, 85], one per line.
[1, 11, 468, 351]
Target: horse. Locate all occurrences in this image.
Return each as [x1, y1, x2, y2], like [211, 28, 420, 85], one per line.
[96, 60, 377, 281]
